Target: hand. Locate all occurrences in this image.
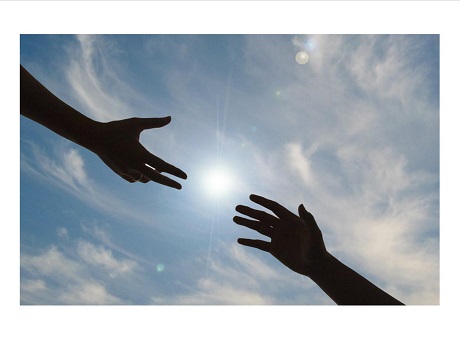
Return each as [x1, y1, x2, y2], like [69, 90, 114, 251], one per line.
[233, 194, 328, 276]
[86, 116, 187, 189]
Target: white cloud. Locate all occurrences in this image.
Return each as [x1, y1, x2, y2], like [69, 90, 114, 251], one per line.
[63, 148, 87, 185]
[58, 282, 123, 305]
[20, 140, 92, 194]
[21, 279, 46, 294]
[169, 277, 273, 305]
[284, 142, 318, 188]
[21, 246, 83, 281]
[77, 240, 137, 278]
[65, 35, 131, 122]
[21, 232, 139, 304]
[63, 34, 155, 123]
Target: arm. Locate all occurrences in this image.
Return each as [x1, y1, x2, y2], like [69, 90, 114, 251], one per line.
[20, 65, 187, 188]
[233, 194, 404, 305]
[308, 252, 403, 305]
[20, 65, 97, 147]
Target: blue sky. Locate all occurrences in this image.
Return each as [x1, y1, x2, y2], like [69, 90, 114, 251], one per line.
[20, 34, 439, 305]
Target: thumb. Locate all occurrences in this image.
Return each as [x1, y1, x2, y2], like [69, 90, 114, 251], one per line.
[136, 116, 172, 131]
[298, 204, 318, 228]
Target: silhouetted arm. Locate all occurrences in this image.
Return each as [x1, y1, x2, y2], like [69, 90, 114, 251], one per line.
[233, 194, 404, 305]
[307, 252, 403, 305]
[20, 65, 187, 188]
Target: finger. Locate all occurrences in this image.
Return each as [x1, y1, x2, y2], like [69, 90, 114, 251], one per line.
[121, 174, 137, 183]
[138, 165, 182, 189]
[124, 174, 149, 184]
[138, 175, 150, 183]
[298, 204, 319, 228]
[237, 238, 271, 253]
[233, 216, 274, 238]
[135, 116, 172, 131]
[235, 205, 280, 225]
[249, 194, 296, 219]
[144, 152, 188, 179]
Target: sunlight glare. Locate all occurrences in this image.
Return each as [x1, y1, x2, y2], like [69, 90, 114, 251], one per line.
[204, 166, 234, 197]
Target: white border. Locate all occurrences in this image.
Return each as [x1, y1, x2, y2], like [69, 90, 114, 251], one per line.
[2, 1, 458, 344]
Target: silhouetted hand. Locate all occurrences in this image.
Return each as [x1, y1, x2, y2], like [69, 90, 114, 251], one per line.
[233, 194, 327, 276]
[21, 64, 187, 189]
[233, 194, 404, 305]
[87, 116, 187, 188]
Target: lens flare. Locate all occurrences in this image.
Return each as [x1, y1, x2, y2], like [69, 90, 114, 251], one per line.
[295, 51, 309, 64]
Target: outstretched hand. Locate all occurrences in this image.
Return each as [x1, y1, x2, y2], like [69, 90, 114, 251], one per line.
[233, 194, 328, 276]
[20, 65, 187, 189]
[86, 116, 187, 189]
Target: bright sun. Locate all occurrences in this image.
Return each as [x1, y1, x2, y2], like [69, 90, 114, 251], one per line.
[204, 166, 234, 197]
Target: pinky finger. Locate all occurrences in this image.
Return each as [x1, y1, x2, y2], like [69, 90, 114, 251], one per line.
[237, 238, 271, 253]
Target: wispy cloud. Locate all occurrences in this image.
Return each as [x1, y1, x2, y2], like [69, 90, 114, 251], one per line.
[64, 35, 149, 122]
[284, 142, 318, 188]
[21, 245, 123, 305]
[21, 225, 140, 305]
[20, 139, 162, 226]
[77, 240, 138, 278]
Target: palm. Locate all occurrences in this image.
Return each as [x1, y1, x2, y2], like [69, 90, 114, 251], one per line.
[270, 219, 309, 274]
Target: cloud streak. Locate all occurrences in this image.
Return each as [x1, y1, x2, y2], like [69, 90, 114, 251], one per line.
[20, 138, 164, 227]
[64, 35, 156, 122]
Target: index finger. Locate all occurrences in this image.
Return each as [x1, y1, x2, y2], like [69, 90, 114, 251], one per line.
[249, 194, 296, 219]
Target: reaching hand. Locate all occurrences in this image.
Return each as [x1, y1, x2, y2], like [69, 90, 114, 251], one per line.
[20, 65, 187, 189]
[86, 116, 187, 188]
[233, 194, 328, 276]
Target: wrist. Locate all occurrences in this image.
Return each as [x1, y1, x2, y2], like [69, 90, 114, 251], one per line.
[72, 116, 103, 151]
[304, 251, 335, 279]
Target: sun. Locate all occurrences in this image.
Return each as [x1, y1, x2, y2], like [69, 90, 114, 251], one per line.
[203, 166, 234, 197]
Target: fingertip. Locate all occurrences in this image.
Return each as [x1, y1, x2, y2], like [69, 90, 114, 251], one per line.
[160, 116, 172, 125]
[172, 182, 182, 190]
[298, 204, 310, 217]
[233, 215, 243, 224]
[249, 194, 260, 201]
[298, 204, 308, 219]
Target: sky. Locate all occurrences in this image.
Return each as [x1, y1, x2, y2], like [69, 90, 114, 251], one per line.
[20, 33, 440, 306]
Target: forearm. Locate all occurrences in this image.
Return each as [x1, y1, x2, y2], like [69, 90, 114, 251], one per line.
[308, 252, 404, 305]
[20, 65, 99, 149]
